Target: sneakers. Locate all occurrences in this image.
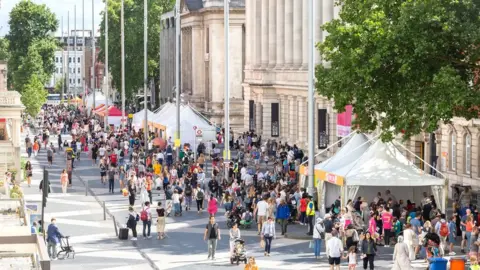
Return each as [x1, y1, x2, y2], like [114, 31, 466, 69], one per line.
[448, 252, 456, 255]
[384, 245, 389, 248]
[147, 236, 152, 239]
[212, 257, 215, 261]
[207, 255, 211, 260]
[131, 237, 137, 241]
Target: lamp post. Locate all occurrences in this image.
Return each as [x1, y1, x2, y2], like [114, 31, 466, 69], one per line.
[105, 0, 109, 130]
[121, 0, 125, 129]
[175, 0, 181, 161]
[307, 0, 315, 196]
[92, 0, 96, 110]
[143, 0, 148, 152]
[224, 0, 230, 179]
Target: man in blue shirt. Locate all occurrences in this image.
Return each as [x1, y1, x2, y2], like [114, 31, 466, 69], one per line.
[47, 218, 63, 260]
[409, 212, 422, 258]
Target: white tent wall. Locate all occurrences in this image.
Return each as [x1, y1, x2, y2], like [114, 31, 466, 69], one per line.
[108, 116, 122, 127]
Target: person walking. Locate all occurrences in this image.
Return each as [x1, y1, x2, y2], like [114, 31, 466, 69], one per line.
[60, 169, 69, 194]
[156, 202, 166, 240]
[108, 165, 116, 194]
[254, 196, 268, 235]
[128, 179, 136, 206]
[361, 232, 377, 270]
[25, 161, 32, 187]
[126, 206, 138, 241]
[276, 199, 290, 236]
[392, 236, 413, 270]
[261, 216, 276, 256]
[194, 184, 205, 214]
[313, 217, 325, 259]
[33, 140, 39, 157]
[47, 146, 54, 167]
[208, 195, 218, 216]
[204, 216, 221, 260]
[46, 218, 64, 260]
[140, 201, 152, 239]
[326, 229, 343, 270]
[229, 223, 241, 256]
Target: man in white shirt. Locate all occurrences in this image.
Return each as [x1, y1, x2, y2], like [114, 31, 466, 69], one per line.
[254, 196, 268, 235]
[326, 230, 343, 270]
[98, 146, 106, 159]
[157, 152, 165, 165]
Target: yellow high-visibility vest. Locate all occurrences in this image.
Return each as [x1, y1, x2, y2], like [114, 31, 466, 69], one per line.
[306, 201, 315, 216]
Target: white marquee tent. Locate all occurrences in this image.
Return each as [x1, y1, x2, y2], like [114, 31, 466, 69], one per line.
[132, 109, 155, 131]
[340, 139, 446, 210]
[85, 92, 112, 110]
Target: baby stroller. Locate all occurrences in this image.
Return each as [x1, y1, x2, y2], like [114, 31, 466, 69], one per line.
[230, 239, 247, 265]
[57, 236, 75, 259]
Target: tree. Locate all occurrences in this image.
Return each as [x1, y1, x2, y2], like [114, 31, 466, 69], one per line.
[316, 0, 480, 140]
[98, 0, 175, 104]
[21, 75, 48, 116]
[13, 42, 47, 93]
[54, 77, 65, 94]
[0, 38, 9, 61]
[6, 0, 58, 90]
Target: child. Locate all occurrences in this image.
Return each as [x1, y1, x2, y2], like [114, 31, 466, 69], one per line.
[342, 246, 357, 270]
[470, 256, 480, 270]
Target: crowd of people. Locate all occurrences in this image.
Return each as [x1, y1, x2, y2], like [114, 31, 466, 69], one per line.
[21, 103, 480, 270]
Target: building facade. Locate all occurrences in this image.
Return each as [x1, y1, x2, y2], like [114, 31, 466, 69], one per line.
[0, 61, 6, 92]
[243, 0, 341, 151]
[159, 0, 246, 130]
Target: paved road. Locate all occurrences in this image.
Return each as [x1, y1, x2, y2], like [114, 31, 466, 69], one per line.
[20, 130, 434, 270]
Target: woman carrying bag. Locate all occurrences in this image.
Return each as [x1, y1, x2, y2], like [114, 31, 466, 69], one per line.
[312, 217, 325, 259]
[361, 232, 377, 270]
[60, 169, 69, 194]
[261, 216, 276, 256]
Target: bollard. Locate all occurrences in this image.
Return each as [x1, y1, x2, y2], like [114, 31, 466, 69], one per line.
[85, 180, 88, 196]
[103, 201, 106, 220]
[112, 216, 118, 237]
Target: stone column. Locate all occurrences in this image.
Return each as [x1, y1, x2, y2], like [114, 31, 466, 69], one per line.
[268, 0, 276, 68]
[230, 24, 244, 99]
[255, 102, 263, 133]
[293, 0, 302, 67]
[254, 0, 262, 67]
[302, 0, 309, 68]
[262, 101, 272, 138]
[245, 0, 253, 68]
[261, 0, 269, 68]
[191, 26, 205, 99]
[275, 0, 285, 69]
[284, 0, 293, 66]
[322, 0, 334, 41]
[315, 0, 322, 64]
[289, 96, 298, 140]
[210, 23, 224, 103]
[298, 97, 307, 144]
[280, 95, 286, 138]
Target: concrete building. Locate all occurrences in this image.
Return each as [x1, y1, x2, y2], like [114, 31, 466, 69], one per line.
[159, 0, 245, 130]
[243, 0, 342, 150]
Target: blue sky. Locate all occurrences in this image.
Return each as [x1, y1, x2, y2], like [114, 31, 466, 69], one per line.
[0, 0, 104, 36]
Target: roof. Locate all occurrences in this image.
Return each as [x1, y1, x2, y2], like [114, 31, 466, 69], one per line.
[185, 0, 203, 11]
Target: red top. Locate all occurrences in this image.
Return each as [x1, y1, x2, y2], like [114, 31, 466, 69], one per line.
[300, 198, 307, 212]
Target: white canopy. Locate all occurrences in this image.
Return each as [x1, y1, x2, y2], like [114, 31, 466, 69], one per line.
[150, 102, 181, 124]
[132, 109, 155, 131]
[85, 92, 112, 109]
[162, 106, 216, 145]
[315, 133, 371, 173]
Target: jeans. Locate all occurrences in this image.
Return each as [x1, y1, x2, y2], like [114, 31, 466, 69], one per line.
[129, 195, 135, 206]
[307, 215, 314, 234]
[108, 178, 114, 192]
[466, 231, 472, 251]
[196, 199, 203, 211]
[279, 218, 288, 234]
[147, 190, 152, 203]
[47, 241, 58, 259]
[314, 239, 322, 256]
[300, 211, 306, 224]
[143, 220, 151, 237]
[174, 203, 181, 214]
[208, 239, 217, 258]
[131, 225, 137, 237]
[384, 228, 391, 245]
[363, 254, 375, 270]
[264, 236, 273, 253]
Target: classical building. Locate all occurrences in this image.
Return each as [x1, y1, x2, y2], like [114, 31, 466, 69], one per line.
[243, 0, 342, 151]
[159, 0, 245, 130]
[0, 61, 6, 92]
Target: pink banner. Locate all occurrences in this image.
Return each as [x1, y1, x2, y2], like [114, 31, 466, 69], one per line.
[336, 105, 353, 137]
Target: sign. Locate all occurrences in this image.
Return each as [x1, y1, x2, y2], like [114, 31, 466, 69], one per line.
[174, 139, 181, 147]
[249, 100, 255, 131]
[318, 109, 329, 149]
[26, 203, 40, 214]
[326, 173, 337, 184]
[196, 129, 203, 137]
[336, 105, 353, 137]
[271, 103, 280, 137]
[128, 114, 133, 119]
[193, 126, 197, 130]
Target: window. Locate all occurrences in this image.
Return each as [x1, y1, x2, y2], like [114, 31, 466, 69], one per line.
[60, 68, 62, 73]
[450, 132, 457, 171]
[78, 67, 80, 73]
[78, 57, 80, 63]
[55, 57, 58, 63]
[60, 57, 62, 63]
[206, 27, 209, 54]
[78, 78, 80, 84]
[465, 134, 471, 174]
[69, 57, 71, 63]
[69, 78, 72, 83]
[73, 68, 75, 74]
[55, 68, 58, 73]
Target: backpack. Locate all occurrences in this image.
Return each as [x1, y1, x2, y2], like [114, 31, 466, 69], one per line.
[244, 212, 252, 222]
[185, 186, 192, 196]
[197, 189, 204, 200]
[140, 209, 148, 221]
[439, 222, 449, 237]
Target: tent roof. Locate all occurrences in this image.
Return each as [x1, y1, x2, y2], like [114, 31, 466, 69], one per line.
[343, 140, 445, 187]
[132, 109, 155, 125]
[315, 133, 371, 173]
[103, 106, 123, 116]
[161, 106, 213, 130]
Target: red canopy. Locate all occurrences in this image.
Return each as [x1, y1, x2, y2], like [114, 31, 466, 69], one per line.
[97, 106, 124, 117]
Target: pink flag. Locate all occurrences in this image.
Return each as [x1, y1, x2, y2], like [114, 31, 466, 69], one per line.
[336, 105, 353, 137]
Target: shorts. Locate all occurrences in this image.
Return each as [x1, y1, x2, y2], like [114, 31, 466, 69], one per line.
[47, 156, 53, 162]
[328, 257, 340, 265]
[448, 234, 456, 243]
[101, 172, 106, 177]
[258, 215, 266, 225]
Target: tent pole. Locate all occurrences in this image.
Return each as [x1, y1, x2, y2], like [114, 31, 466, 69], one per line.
[300, 132, 355, 166]
[392, 141, 447, 179]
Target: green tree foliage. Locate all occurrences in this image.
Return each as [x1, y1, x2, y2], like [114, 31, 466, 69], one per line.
[54, 77, 65, 94]
[0, 38, 9, 61]
[98, 0, 175, 103]
[316, 0, 480, 140]
[21, 75, 48, 116]
[6, 0, 58, 91]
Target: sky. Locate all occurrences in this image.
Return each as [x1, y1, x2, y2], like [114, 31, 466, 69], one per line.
[0, 0, 104, 37]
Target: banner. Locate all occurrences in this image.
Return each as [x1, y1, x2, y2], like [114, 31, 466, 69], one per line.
[271, 103, 279, 137]
[249, 100, 255, 131]
[336, 105, 353, 137]
[318, 109, 328, 149]
[150, 79, 156, 108]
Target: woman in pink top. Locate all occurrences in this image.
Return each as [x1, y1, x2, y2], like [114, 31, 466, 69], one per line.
[381, 207, 393, 247]
[208, 196, 218, 216]
[368, 213, 377, 237]
[60, 169, 69, 194]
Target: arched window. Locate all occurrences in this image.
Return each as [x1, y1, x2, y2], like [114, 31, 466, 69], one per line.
[465, 134, 471, 174]
[450, 132, 456, 171]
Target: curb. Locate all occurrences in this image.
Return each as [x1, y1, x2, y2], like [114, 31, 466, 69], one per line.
[285, 233, 312, 241]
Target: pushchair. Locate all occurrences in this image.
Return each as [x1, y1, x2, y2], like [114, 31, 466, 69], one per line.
[230, 239, 247, 265]
[57, 236, 75, 259]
